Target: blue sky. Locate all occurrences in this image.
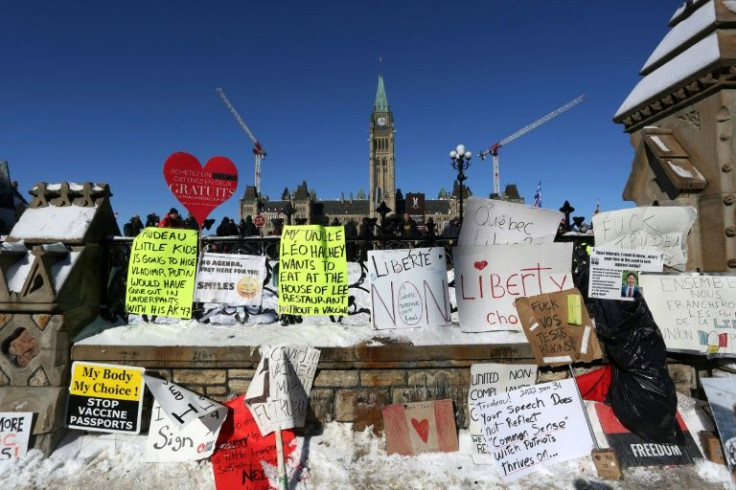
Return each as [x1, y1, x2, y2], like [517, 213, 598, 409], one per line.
[1, 1, 680, 229]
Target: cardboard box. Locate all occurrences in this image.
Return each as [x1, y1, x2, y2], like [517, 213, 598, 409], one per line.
[700, 431, 726, 465]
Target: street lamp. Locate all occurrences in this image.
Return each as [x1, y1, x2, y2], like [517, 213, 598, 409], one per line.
[450, 144, 472, 223]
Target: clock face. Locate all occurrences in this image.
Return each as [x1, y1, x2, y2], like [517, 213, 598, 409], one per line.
[377, 116, 386, 127]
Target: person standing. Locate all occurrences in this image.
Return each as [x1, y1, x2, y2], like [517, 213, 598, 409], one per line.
[159, 208, 185, 228]
[124, 215, 144, 237]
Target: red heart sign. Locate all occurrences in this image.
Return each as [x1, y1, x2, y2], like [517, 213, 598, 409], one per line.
[411, 418, 430, 443]
[474, 260, 488, 270]
[164, 152, 238, 227]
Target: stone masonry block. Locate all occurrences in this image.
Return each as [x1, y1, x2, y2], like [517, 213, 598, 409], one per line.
[308, 388, 335, 424]
[359, 369, 406, 387]
[228, 369, 256, 379]
[315, 369, 359, 388]
[335, 388, 390, 432]
[407, 368, 470, 388]
[172, 369, 226, 385]
[228, 378, 251, 396]
[206, 385, 228, 396]
[537, 369, 569, 383]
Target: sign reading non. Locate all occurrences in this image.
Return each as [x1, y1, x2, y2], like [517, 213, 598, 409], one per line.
[66, 362, 145, 434]
[126, 227, 198, 319]
[458, 198, 562, 246]
[0, 412, 33, 460]
[278, 225, 348, 316]
[194, 252, 267, 306]
[588, 248, 663, 301]
[368, 247, 451, 329]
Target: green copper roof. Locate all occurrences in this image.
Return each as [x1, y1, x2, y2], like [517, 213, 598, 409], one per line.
[374, 75, 389, 112]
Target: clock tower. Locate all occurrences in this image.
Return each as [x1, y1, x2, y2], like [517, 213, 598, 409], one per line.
[369, 75, 396, 218]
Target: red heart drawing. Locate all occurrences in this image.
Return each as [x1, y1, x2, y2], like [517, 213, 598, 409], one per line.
[164, 152, 238, 227]
[411, 418, 430, 443]
[474, 260, 488, 270]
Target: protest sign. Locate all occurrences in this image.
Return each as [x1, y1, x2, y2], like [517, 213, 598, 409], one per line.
[66, 362, 145, 434]
[212, 395, 298, 490]
[594, 403, 701, 467]
[454, 243, 573, 333]
[194, 252, 267, 306]
[458, 198, 563, 246]
[367, 247, 451, 329]
[478, 379, 594, 482]
[126, 227, 198, 319]
[639, 273, 736, 355]
[593, 206, 696, 271]
[0, 412, 33, 460]
[278, 225, 348, 316]
[163, 152, 239, 226]
[467, 364, 537, 464]
[702, 377, 736, 475]
[588, 248, 663, 301]
[245, 345, 320, 435]
[383, 400, 458, 456]
[515, 288, 604, 367]
[144, 375, 225, 429]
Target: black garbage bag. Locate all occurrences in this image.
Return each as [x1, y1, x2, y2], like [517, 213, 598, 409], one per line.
[594, 297, 682, 444]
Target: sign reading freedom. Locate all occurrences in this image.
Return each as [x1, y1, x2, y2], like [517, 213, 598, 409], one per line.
[278, 225, 348, 316]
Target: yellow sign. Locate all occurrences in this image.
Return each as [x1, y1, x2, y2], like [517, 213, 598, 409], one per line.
[69, 362, 145, 402]
[278, 225, 348, 316]
[125, 227, 198, 318]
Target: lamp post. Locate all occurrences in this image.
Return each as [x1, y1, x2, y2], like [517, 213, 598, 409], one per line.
[450, 144, 472, 223]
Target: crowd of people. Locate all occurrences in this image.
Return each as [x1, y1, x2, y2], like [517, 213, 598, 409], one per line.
[123, 208, 262, 238]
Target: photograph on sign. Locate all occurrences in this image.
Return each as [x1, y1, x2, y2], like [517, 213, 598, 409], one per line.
[454, 243, 573, 333]
[368, 247, 451, 329]
[639, 273, 736, 355]
[0, 412, 33, 460]
[588, 248, 663, 301]
[701, 377, 736, 475]
[458, 198, 562, 246]
[144, 375, 225, 429]
[383, 400, 458, 456]
[194, 252, 267, 306]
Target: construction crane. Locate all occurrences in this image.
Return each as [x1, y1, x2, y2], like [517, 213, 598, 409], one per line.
[479, 94, 585, 196]
[216, 87, 266, 195]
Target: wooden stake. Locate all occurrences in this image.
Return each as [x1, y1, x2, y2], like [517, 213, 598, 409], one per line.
[275, 425, 288, 490]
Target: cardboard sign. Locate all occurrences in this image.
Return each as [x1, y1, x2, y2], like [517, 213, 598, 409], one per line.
[458, 198, 562, 246]
[594, 403, 701, 467]
[454, 243, 573, 333]
[639, 273, 736, 355]
[194, 253, 267, 306]
[588, 248, 664, 301]
[478, 379, 594, 482]
[515, 288, 604, 367]
[126, 227, 198, 319]
[245, 345, 320, 435]
[0, 412, 33, 460]
[593, 206, 696, 271]
[164, 152, 238, 226]
[212, 395, 297, 490]
[383, 400, 458, 456]
[144, 400, 225, 462]
[467, 364, 537, 464]
[702, 377, 736, 474]
[367, 247, 451, 329]
[278, 225, 348, 316]
[66, 362, 145, 434]
[144, 375, 225, 429]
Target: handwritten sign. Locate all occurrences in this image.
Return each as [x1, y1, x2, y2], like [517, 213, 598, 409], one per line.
[66, 362, 145, 434]
[454, 243, 573, 333]
[367, 247, 451, 329]
[593, 206, 696, 271]
[702, 377, 736, 475]
[458, 198, 562, 246]
[478, 379, 594, 482]
[588, 248, 663, 301]
[126, 227, 198, 319]
[246, 345, 320, 435]
[515, 288, 603, 367]
[0, 412, 33, 460]
[194, 252, 267, 306]
[383, 400, 458, 456]
[278, 225, 348, 316]
[467, 364, 537, 464]
[144, 375, 225, 429]
[639, 273, 736, 355]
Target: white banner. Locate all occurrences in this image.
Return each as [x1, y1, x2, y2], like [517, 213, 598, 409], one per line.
[0, 412, 33, 460]
[588, 248, 663, 301]
[144, 375, 225, 429]
[593, 206, 696, 271]
[458, 198, 562, 246]
[368, 247, 451, 329]
[454, 243, 573, 332]
[640, 273, 736, 355]
[194, 253, 267, 305]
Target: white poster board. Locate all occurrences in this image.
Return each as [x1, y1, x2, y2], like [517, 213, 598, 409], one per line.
[640, 273, 736, 355]
[588, 248, 663, 301]
[144, 375, 225, 429]
[478, 379, 594, 482]
[454, 243, 573, 332]
[701, 377, 736, 474]
[0, 412, 33, 460]
[367, 247, 451, 329]
[593, 206, 696, 271]
[467, 364, 537, 464]
[194, 253, 267, 305]
[458, 198, 562, 246]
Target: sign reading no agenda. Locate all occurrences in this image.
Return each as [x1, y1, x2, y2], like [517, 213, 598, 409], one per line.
[66, 361, 145, 434]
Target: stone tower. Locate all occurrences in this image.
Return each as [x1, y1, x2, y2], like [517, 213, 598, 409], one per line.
[614, 0, 736, 272]
[369, 75, 396, 218]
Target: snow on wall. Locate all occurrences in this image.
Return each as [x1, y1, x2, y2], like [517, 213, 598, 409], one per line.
[5, 252, 33, 293]
[10, 205, 96, 241]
